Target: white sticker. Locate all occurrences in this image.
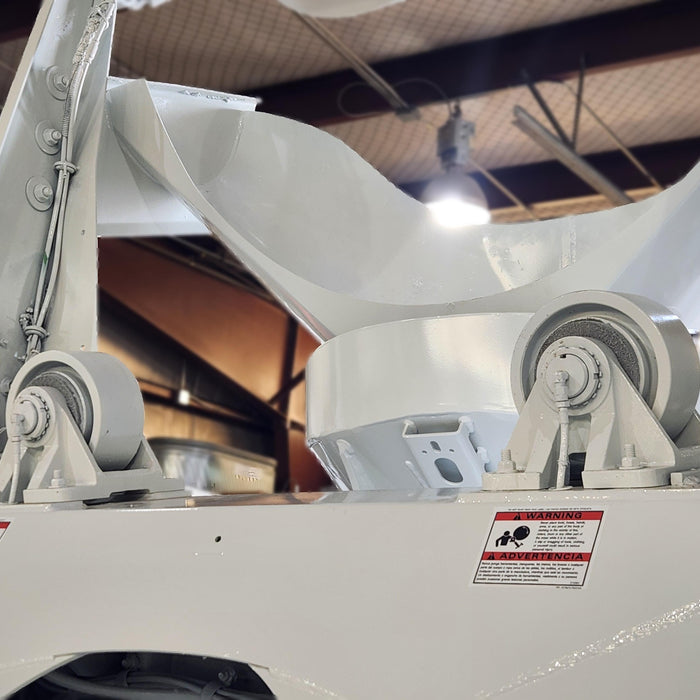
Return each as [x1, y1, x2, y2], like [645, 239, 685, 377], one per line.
[473, 510, 603, 587]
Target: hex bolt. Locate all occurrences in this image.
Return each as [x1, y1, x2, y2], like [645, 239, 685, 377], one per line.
[33, 183, 53, 204]
[35, 121, 62, 153]
[27, 176, 55, 210]
[54, 73, 69, 91]
[46, 67, 70, 101]
[50, 469, 66, 488]
[43, 127, 62, 147]
[497, 448, 517, 473]
[551, 369, 570, 404]
[620, 442, 641, 469]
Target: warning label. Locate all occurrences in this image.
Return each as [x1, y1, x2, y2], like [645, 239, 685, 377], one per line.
[0, 522, 9, 541]
[473, 510, 603, 587]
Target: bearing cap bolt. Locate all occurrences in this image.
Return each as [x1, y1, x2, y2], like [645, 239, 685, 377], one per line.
[620, 442, 642, 470]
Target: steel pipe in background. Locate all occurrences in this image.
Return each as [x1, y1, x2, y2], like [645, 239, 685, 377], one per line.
[513, 105, 632, 207]
[293, 12, 411, 114]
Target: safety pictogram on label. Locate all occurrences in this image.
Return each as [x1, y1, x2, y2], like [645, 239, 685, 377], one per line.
[0, 522, 9, 541]
[473, 510, 603, 587]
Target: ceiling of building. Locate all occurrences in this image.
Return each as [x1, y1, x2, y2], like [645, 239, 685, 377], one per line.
[0, 0, 698, 487]
[326, 53, 700, 184]
[1, 0, 698, 224]
[108, 0, 654, 90]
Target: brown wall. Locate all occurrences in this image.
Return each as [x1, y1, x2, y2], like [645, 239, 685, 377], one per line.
[98, 238, 327, 491]
[98, 296, 274, 457]
[289, 326, 319, 426]
[99, 239, 290, 401]
[141, 402, 251, 446]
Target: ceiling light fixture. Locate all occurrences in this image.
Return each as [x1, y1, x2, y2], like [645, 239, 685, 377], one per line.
[423, 107, 491, 228]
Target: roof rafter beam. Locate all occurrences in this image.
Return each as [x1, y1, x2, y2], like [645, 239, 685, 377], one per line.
[251, 0, 700, 126]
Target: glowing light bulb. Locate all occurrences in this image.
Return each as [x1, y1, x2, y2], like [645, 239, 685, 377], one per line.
[423, 170, 491, 229]
[427, 197, 491, 228]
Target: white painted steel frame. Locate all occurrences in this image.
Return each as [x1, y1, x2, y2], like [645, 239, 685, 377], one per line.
[1, 489, 699, 699]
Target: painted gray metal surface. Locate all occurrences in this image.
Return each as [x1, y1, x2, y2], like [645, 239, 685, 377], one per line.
[1, 5, 700, 699]
[105, 78, 700, 342]
[0, 1, 114, 434]
[0, 489, 699, 698]
[306, 313, 528, 489]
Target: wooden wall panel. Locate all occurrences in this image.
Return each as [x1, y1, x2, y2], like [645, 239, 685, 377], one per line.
[288, 383, 306, 428]
[289, 429, 330, 493]
[98, 299, 274, 457]
[293, 326, 320, 375]
[289, 326, 319, 426]
[99, 239, 289, 401]
[98, 239, 330, 491]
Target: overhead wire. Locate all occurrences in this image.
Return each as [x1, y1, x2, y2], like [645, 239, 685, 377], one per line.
[393, 76, 455, 116]
[336, 77, 456, 120]
[336, 81, 385, 119]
